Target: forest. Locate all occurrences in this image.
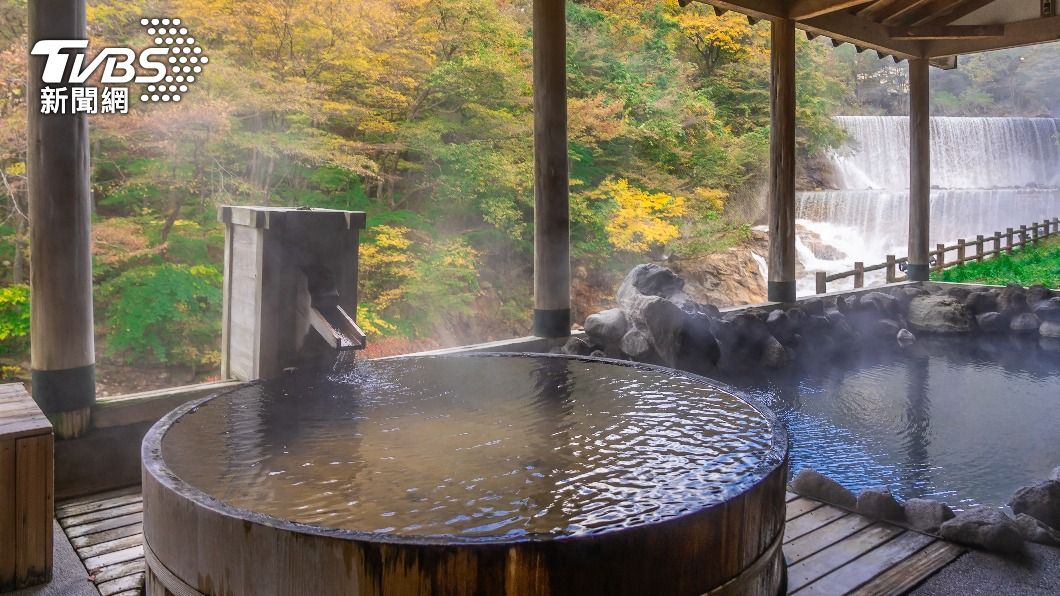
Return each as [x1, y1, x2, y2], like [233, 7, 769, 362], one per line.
[0, 0, 1057, 392]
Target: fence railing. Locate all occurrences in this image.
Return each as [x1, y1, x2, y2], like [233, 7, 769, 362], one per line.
[814, 216, 1060, 295]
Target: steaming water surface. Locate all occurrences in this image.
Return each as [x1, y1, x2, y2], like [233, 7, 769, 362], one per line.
[160, 355, 778, 539]
[717, 335, 1060, 509]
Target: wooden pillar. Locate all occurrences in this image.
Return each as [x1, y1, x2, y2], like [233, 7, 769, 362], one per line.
[27, 0, 95, 438]
[767, 17, 796, 303]
[907, 58, 931, 282]
[531, 0, 570, 338]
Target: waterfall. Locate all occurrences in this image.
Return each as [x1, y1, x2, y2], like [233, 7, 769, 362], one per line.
[792, 116, 1060, 294]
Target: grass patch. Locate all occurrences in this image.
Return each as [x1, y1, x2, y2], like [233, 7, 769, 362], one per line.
[932, 236, 1060, 288]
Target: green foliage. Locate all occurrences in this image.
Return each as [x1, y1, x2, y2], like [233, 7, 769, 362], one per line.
[100, 264, 223, 368]
[0, 284, 29, 355]
[933, 238, 1060, 288]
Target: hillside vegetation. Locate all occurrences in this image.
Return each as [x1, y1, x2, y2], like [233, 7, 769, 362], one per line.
[0, 0, 1056, 390]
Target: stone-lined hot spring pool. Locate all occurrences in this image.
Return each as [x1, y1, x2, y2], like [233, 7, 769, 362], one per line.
[716, 334, 1059, 510]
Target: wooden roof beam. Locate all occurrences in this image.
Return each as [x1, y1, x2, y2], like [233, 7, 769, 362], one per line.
[789, 0, 874, 20]
[916, 0, 997, 25]
[890, 24, 1005, 39]
[880, 0, 939, 26]
[925, 15, 1060, 56]
[802, 9, 925, 58]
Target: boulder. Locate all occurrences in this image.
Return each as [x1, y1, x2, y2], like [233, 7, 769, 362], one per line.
[998, 284, 1028, 316]
[963, 291, 999, 315]
[893, 286, 929, 307]
[904, 498, 955, 532]
[620, 329, 654, 360]
[939, 507, 1024, 554]
[760, 335, 789, 369]
[1009, 312, 1041, 334]
[589, 350, 606, 358]
[561, 336, 594, 356]
[857, 488, 905, 522]
[875, 318, 902, 337]
[791, 468, 856, 508]
[860, 291, 900, 316]
[766, 309, 797, 344]
[641, 296, 692, 365]
[1009, 480, 1060, 530]
[673, 312, 721, 373]
[1032, 297, 1060, 322]
[976, 311, 1009, 333]
[584, 308, 629, 348]
[1014, 513, 1060, 547]
[896, 328, 916, 347]
[945, 286, 973, 301]
[908, 295, 973, 333]
[1040, 320, 1060, 338]
[1026, 284, 1053, 305]
[800, 298, 827, 317]
[617, 263, 693, 310]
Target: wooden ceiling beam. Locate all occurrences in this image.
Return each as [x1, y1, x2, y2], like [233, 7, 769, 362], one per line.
[890, 24, 1005, 39]
[898, 0, 968, 28]
[880, 0, 939, 26]
[917, 0, 997, 25]
[925, 15, 1060, 56]
[801, 9, 925, 58]
[855, 0, 903, 19]
[789, 0, 874, 20]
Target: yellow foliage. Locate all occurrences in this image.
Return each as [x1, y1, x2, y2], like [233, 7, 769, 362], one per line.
[596, 178, 685, 253]
[359, 225, 416, 310]
[690, 187, 727, 212]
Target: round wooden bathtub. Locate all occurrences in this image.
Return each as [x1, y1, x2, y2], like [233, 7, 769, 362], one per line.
[141, 354, 788, 595]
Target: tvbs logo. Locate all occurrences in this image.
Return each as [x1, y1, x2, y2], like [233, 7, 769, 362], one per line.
[30, 17, 208, 114]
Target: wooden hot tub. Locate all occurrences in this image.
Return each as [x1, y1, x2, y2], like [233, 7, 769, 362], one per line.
[142, 354, 788, 595]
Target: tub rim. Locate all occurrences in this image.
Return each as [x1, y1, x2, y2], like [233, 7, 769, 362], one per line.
[141, 351, 788, 548]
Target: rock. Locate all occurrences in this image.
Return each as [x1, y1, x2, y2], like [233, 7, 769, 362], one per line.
[766, 309, 796, 344]
[1032, 297, 1060, 322]
[561, 336, 593, 356]
[893, 286, 929, 307]
[998, 284, 1028, 316]
[1014, 513, 1060, 547]
[836, 294, 861, 315]
[897, 328, 916, 346]
[641, 296, 692, 365]
[1009, 480, 1060, 530]
[760, 335, 788, 369]
[1051, 467, 1060, 481]
[875, 318, 902, 337]
[908, 295, 973, 333]
[904, 498, 955, 532]
[584, 308, 629, 348]
[1026, 284, 1053, 305]
[667, 250, 767, 307]
[1009, 312, 1041, 334]
[945, 286, 972, 301]
[857, 488, 905, 522]
[976, 311, 1009, 333]
[617, 263, 693, 310]
[620, 329, 653, 360]
[589, 350, 606, 358]
[1040, 320, 1060, 338]
[800, 299, 827, 317]
[791, 468, 856, 508]
[939, 507, 1024, 554]
[673, 312, 721, 373]
[860, 291, 900, 316]
[964, 291, 999, 315]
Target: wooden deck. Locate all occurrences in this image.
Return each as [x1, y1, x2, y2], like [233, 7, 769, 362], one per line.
[53, 489, 964, 596]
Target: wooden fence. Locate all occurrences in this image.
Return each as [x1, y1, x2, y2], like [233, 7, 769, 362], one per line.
[814, 217, 1060, 295]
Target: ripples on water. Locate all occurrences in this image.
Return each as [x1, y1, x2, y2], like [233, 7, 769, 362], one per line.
[717, 335, 1060, 510]
[161, 355, 777, 539]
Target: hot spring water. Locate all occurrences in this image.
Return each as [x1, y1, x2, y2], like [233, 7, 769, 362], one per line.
[793, 116, 1060, 294]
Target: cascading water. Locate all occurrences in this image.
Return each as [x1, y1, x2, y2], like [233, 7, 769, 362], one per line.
[793, 116, 1060, 294]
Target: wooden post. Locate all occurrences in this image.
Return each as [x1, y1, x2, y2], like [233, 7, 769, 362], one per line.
[993, 232, 1001, 258]
[907, 58, 931, 281]
[1052, 218, 1058, 235]
[1006, 227, 1014, 254]
[532, 0, 570, 338]
[853, 262, 864, 288]
[975, 235, 984, 263]
[767, 17, 796, 303]
[1020, 225, 1027, 248]
[1032, 222, 1039, 246]
[27, 0, 95, 438]
[935, 243, 946, 271]
[815, 271, 826, 295]
[957, 239, 966, 263]
[885, 255, 896, 283]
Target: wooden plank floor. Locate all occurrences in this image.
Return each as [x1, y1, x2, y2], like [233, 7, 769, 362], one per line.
[56, 489, 144, 596]
[783, 491, 965, 595]
[53, 489, 962, 596]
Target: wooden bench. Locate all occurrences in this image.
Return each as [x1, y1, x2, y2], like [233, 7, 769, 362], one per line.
[0, 383, 54, 590]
